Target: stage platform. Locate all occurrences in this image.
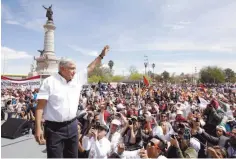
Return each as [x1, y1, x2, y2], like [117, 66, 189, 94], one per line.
[1, 121, 47, 158]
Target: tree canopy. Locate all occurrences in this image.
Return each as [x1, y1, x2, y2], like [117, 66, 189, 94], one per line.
[88, 63, 235, 84]
[224, 68, 235, 82]
[199, 66, 225, 84]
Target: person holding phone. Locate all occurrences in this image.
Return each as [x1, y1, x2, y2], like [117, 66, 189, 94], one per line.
[106, 119, 122, 156]
[167, 130, 199, 158]
[82, 123, 111, 159]
[117, 136, 167, 159]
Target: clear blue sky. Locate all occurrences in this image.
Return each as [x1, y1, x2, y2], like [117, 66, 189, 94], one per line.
[1, 0, 236, 75]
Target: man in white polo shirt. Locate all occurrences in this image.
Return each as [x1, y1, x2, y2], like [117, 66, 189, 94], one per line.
[34, 46, 109, 158]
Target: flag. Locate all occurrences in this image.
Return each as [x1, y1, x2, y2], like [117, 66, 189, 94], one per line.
[199, 83, 205, 89]
[199, 83, 207, 92]
[143, 76, 149, 87]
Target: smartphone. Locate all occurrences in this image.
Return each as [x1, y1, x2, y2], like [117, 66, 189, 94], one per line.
[128, 120, 133, 125]
[171, 134, 178, 139]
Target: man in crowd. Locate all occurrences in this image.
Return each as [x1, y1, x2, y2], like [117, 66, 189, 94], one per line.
[34, 46, 109, 158]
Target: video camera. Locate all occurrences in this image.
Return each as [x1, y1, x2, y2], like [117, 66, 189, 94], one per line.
[92, 121, 100, 130]
[128, 120, 133, 125]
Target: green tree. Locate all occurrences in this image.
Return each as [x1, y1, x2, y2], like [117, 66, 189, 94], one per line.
[224, 68, 235, 82]
[112, 75, 125, 82]
[200, 66, 225, 84]
[101, 75, 112, 83]
[161, 71, 170, 81]
[88, 75, 102, 83]
[129, 73, 143, 81]
[129, 66, 138, 75]
[88, 63, 112, 83]
[108, 60, 114, 71]
[154, 74, 162, 82]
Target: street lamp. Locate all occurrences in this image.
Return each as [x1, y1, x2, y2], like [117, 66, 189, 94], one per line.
[152, 63, 155, 73]
[152, 63, 155, 79]
[144, 62, 148, 75]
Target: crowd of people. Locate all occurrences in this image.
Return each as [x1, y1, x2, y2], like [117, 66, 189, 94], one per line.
[77, 82, 236, 158]
[1, 88, 38, 121]
[2, 82, 236, 158]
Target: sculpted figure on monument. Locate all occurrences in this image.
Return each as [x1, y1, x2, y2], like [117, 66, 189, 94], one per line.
[30, 63, 36, 72]
[43, 5, 53, 21]
[37, 50, 44, 56]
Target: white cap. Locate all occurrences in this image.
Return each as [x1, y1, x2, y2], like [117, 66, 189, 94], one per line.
[111, 119, 121, 126]
[190, 137, 201, 153]
[227, 115, 235, 122]
[216, 125, 226, 132]
[176, 110, 183, 115]
[117, 103, 125, 109]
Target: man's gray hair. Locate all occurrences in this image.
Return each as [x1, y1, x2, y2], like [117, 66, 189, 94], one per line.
[58, 58, 76, 69]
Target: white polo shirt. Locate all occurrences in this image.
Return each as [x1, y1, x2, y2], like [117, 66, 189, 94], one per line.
[37, 70, 87, 122]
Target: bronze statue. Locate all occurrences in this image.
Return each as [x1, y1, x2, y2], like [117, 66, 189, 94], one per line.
[37, 49, 44, 56]
[43, 5, 53, 21]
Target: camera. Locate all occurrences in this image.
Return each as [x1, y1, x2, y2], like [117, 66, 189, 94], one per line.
[128, 120, 133, 125]
[195, 117, 200, 122]
[171, 134, 178, 138]
[93, 121, 100, 129]
[115, 113, 121, 117]
[178, 123, 185, 129]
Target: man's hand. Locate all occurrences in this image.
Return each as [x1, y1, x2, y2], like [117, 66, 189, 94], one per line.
[100, 45, 110, 57]
[170, 136, 179, 148]
[128, 124, 133, 130]
[207, 147, 218, 158]
[91, 129, 98, 140]
[34, 127, 45, 145]
[139, 148, 148, 158]
[117, 143, 125, 154]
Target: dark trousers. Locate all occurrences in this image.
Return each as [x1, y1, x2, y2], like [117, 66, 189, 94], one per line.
[45, 119, 78, 158]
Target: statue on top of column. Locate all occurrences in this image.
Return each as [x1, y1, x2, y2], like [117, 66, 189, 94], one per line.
[43, 5, 53, 21]
[37, 49, 44, 56]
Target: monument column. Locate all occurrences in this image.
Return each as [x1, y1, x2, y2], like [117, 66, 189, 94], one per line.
[43, 21, 56, 55]
[29, 5, 59, 79]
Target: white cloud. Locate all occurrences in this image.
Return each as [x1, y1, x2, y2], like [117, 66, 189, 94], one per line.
[5, 20, 21, 25]
[1, 46, 32, 60]
[1, 47, 33, 74]
[146, 41, 236, 52]
[2, 3, 44, 31]
[112, 40, 236, 53]
[68, 45, 99, 57]
[108, 1, 236, 54]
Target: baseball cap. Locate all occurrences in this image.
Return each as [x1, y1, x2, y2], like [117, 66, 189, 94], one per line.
[111, 119, 121, 126]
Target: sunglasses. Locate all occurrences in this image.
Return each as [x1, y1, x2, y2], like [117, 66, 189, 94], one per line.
[148, 141, 159, 149]
[149, 141, 156, 146]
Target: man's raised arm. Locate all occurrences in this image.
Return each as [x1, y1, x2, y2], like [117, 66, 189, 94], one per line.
[87, 45, 109, 75]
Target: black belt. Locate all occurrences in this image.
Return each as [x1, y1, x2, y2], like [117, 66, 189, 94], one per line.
[45, 117, 77, 125]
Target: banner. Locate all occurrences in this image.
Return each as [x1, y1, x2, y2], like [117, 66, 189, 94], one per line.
[1, 75, 41, 90]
